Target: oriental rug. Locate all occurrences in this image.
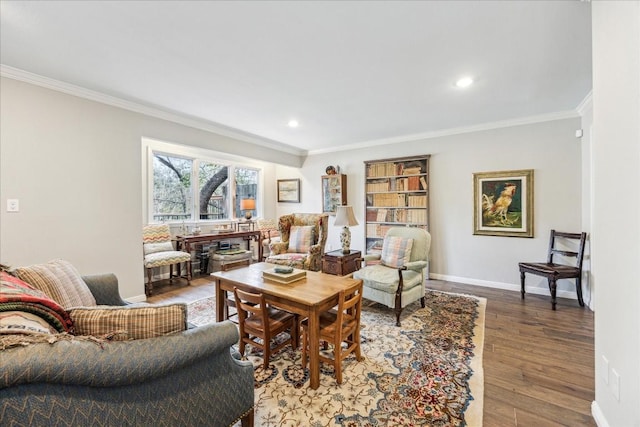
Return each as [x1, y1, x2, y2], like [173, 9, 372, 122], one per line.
[188, 289, 486, 427]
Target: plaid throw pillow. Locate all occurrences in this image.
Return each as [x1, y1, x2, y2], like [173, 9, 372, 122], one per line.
[381, 236, 414, 268]
[69, 303, 187, 340]
[288, 226, 314, 253]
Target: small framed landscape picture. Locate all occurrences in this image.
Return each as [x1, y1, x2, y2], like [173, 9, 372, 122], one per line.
[277, 179, 300, 203]
[473, 169, 534, 238]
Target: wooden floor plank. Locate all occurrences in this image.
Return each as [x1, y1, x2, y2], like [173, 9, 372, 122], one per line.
[148, 275, 596, 426]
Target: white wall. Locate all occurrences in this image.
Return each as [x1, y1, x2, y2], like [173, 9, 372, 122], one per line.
[0, 77, 300, 300]
[591, 2, 640, 426]
[276, 118, 586, 299]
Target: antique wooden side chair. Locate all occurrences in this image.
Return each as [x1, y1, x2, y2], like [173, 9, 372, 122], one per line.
[301, 280, 363, 385]
[233, 287, 299, 370]
[519, 229, 588, 310]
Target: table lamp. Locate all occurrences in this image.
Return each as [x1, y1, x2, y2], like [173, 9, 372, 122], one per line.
[240, 198, 256, 220]
[334, 205, 359, 253]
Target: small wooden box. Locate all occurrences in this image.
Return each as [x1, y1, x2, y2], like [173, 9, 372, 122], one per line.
[322, 249, 362, 276]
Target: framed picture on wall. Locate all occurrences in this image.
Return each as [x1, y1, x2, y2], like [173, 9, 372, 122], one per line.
[277, 179, 300, 203]
[473, 169, 534, 237]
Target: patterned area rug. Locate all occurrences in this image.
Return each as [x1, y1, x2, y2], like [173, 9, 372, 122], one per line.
[188, 290, 486, 426]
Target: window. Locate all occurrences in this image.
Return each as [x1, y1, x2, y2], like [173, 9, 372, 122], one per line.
[145, 139, 261, 223]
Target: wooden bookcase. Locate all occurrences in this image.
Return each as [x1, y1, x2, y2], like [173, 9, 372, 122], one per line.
[363, 155, 430, 255]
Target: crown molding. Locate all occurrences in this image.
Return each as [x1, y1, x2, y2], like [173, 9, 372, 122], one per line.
[0, 65, 306, 157]
[308, 110, 581, 155]
[576, 90, 593, 116]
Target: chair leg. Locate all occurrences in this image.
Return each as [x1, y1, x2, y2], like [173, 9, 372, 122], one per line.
[146, 268, 153, 296]
[548, 278, 558, 310]
[241, 408, 254, 427]
[575, 276, 585, 307]
[334, 336, 343, 385]
[394, 307, 402, 327]
[520, 270, 526, 299]
[420, 296, 426, 308]
[263, 335, 271, 370]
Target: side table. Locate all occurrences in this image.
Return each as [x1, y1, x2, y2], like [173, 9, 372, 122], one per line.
[322, 249, 362, 276]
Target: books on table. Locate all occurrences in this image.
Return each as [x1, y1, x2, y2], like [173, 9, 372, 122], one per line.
[262, 268, 307, 284]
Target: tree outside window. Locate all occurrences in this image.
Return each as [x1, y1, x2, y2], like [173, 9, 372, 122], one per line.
[151, 151, 258, 223]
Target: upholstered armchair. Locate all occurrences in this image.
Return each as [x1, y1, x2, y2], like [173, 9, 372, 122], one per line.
[266, 213, 328, 271]
[353, 226, 431, 326]
[256, 219, 281, 261]
[142, 223, 192, 296]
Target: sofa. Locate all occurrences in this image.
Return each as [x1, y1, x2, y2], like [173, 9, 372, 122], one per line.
[0, 261, 254, 427]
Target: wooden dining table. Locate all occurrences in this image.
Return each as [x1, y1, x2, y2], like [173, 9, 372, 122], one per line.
[211, 262, 362, 389]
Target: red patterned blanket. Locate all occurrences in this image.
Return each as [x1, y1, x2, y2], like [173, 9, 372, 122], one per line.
[0, 271, 73, 332]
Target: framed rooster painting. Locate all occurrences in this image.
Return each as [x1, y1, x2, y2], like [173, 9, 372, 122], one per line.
[473, 169, 534, 237]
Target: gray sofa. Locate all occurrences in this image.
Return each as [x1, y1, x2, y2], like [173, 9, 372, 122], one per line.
[0, 274, 254, 427]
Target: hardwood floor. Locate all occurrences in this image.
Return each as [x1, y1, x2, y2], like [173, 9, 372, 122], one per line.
[148, 276, 595, 426]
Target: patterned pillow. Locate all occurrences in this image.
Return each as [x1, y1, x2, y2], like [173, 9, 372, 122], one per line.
[143, 241, 175, 255]
[13, 259, 96, 310]
[288, 225, 314, 253]
[69, 303, 187, 340]
[381, 237, 414, 268]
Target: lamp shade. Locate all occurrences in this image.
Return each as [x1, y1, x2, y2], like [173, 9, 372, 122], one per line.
[334, 206, 358, 227]
[240, 198, 256, 210]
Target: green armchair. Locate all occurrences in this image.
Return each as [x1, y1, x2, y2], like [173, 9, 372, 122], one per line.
[354, 226, 431, 326]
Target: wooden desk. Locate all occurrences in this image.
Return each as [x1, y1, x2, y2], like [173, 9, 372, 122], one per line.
[211, 262, 362, 390]
[176, 231, 262, 280]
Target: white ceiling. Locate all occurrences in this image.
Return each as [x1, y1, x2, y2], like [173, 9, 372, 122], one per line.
[0, 1, 592, 155]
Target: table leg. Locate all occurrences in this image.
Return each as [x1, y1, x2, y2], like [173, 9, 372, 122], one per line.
[216, 279, 226, 322]
[309, 309, 320, 389]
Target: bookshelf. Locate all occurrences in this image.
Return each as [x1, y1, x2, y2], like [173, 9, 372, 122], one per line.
[364, 155, 430, 255]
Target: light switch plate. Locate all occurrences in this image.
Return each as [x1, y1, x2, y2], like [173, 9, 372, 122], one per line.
[7, 199, 19, 212]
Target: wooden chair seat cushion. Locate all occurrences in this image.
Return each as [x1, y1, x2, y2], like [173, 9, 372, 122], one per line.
[244, 307, 295, 333]
[144, 251, 192, 268]
[519, 262, 580, 278]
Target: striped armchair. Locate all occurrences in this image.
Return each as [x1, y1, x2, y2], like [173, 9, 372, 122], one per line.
[142, 224, 191, 296]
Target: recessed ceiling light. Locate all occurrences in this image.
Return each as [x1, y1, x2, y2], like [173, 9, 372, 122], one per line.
[455, 77, 474, 88]
[288, 120, 299, 128]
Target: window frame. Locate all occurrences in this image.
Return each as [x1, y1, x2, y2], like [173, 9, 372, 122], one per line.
[142, 138, 263, 225]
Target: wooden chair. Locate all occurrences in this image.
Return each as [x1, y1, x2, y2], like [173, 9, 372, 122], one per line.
[301, 281, 363, 384]
[519, 230, 588, 310]
[233, 287, 298, 370]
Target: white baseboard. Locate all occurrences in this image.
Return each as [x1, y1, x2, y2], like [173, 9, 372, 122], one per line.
[428, 273, 579, 300]
[127, 294, 147, 303]
[591, 401, 610, 427]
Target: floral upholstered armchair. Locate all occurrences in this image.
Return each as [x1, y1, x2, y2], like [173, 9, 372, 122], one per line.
[266, 213, 328, 271]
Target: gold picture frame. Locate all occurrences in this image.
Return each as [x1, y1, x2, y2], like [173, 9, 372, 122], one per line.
[277, 179, 300, 203]
[473, 169, 534, 237]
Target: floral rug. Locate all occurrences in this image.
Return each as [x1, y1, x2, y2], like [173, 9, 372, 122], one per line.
[188, 289, 486, 427]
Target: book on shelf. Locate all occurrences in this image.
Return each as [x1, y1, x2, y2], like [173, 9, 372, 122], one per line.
[420, 176, 427, 190]
[403, 166, 422, 175]
[376, 208, 388, 222]
[262, 268, 307, 284]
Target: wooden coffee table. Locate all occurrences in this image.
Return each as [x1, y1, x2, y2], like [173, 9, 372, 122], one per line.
[211, 262, 362, 389]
